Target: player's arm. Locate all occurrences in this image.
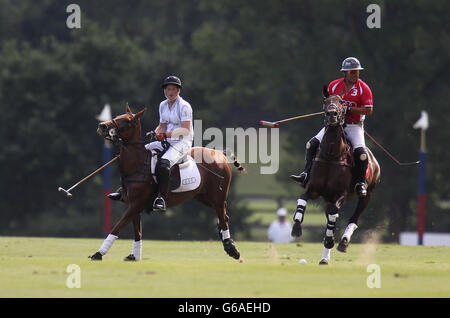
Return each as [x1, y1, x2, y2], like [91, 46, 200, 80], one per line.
[155, 122, 167, 134]
[164, 121, 191, 138]
[347, 106, 373, 116]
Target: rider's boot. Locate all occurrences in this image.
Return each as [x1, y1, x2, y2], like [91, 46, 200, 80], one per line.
[153, 159, 171, 212]
[108, 187, 123, 201]
[353, 147, 369, 197]
[290, 137, 320, 187]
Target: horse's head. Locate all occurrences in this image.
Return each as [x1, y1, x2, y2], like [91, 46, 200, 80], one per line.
[322, 85, 345, 127]
[97, 103, 146, 142]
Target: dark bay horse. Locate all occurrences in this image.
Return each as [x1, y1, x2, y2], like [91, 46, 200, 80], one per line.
[90, 104, 244, 261]
[291, 90, 381, 265]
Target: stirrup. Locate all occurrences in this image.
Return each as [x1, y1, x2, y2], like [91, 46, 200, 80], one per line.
[153, 196, 166, 211]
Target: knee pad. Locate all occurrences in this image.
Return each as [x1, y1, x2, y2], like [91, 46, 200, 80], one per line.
[306, 137, 320, 150]
[354, 147, 368, 162]
[156, 158, 171, 174]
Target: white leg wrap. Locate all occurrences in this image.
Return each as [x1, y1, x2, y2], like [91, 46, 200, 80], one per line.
[294, 212, 303, 222]
[132, 240, 142, 261]
[221, 229, 230, 240]
[328, 213, 339, 223]
[98, 234, 118, 255]
[326, 229, 334, 237]
[342, 223, 358, 241]
[295, 199, 307, 222]
[321, 247, 331, 261]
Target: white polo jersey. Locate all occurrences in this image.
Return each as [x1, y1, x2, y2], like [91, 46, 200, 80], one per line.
[159, 96, 193, 142]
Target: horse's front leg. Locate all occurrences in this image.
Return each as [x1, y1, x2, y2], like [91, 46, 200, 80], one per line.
[90, 204, 142, 261]
[320, 195, 345, 265]
[291, 191, 312, 237]
[123, 215, 143, 261]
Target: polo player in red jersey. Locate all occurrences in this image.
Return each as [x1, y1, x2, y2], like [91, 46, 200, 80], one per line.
[290, 57, 374, 197]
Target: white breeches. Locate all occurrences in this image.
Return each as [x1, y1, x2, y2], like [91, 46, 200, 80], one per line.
[314, 124, 366, 149]
[145, 139, 192, 167]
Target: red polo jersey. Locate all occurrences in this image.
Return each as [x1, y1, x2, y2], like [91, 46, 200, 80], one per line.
[328, 78, 373, 124]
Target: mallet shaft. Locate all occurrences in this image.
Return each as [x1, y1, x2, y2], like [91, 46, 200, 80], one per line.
[276, 111, 325, 124]
[364, 130, 419, 166]
[72, 156, 119, 189]
[58, 155, 119, 197]
[260, 111, 324, 127]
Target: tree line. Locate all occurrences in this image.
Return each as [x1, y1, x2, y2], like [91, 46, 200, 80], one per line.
[0, 0, 448, 241]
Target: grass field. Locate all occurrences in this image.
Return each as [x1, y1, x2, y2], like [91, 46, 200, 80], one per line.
[1, 236, 449, 298]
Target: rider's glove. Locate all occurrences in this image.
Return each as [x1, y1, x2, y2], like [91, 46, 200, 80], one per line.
[156, 133, 166, 141]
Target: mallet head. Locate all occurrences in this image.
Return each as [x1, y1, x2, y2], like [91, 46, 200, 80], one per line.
[58, 187, 73, 198]
[259, 120, 279, 128]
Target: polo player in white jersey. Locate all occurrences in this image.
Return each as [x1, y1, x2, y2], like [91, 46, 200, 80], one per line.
[108, 76, 193, 212]
[145, 75, 193, 211]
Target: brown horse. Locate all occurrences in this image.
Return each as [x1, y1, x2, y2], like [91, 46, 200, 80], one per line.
[90, 104, 244, 261]
[291, 89, 381, 265]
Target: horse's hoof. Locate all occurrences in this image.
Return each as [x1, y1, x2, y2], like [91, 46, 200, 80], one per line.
[223, 239, 240, 260]
[319, 259, 329, 265]
[89, 251, 103, 261]
[291, 221, 302, 237]
[123, 254, 136, 261]
[337, 238, 348, 253]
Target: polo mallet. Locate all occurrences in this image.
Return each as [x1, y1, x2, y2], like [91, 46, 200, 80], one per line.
[58, 155, 119, 198]
[260, 111, 325, 127]
[364, 130, 420, 166]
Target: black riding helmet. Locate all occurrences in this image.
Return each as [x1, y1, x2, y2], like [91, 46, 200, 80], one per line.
[162, 75, 182, 89]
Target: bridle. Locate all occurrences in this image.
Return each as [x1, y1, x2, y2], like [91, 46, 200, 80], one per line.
[104, 117, 144, 146]
[319, 96, 351, 163]
[323, 96, 346, 127]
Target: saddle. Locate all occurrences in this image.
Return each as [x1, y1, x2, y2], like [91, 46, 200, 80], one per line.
[150, 150, 201, 193]
[120, 149, 201, 193]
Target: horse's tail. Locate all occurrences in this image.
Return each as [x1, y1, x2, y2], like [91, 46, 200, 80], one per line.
[223, 149, 246, 173]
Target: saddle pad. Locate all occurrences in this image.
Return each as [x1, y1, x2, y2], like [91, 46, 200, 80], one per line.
[151, 154, 201, 193]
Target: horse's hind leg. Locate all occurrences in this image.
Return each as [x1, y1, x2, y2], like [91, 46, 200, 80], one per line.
[319, 202, 340, 265]
[337, 195, 370, 253]
[195, 193, 240, 260]
[215, 201, 240, 260]
[123, 215, 143, 261]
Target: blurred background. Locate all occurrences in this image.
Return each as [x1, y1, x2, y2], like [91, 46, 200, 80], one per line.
[0, 0, 448, 243]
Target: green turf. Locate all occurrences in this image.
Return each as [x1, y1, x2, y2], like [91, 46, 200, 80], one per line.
[1, 237, 449, 298]
[248, 211, 324, 227]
